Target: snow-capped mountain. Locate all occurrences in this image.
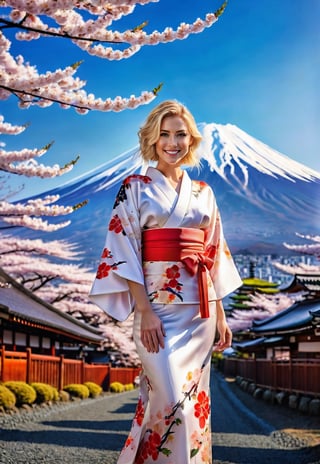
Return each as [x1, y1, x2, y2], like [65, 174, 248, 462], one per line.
[12, 123, 320, 266]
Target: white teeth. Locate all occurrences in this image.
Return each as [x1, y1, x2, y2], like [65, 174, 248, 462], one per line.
[166, 150, 178, 155]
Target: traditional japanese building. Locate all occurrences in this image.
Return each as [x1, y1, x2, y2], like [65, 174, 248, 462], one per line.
[226, 260, 279, 317]
[233, 297, 320, 360]
[279, 273, 320, 299]
[231, 272, 320, 359]
[0, 267, 103, 356]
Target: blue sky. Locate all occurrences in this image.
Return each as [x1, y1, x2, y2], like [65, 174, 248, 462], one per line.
[2, 0, 319, 198]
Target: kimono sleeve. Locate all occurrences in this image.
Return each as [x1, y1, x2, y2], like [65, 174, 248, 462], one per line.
[89, 176, 146, 321]
[204, 188, 242, 300]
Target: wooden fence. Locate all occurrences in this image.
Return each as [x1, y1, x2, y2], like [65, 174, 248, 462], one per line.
[222, 357, 320, 396]
[0, 347, 141, 391]
[3, 347, 318, 397]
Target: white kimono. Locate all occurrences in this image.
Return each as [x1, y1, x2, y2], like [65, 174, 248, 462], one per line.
[90, 167, 242, 464]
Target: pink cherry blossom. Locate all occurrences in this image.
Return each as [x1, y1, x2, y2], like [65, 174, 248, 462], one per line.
[0, 1, 225, 112]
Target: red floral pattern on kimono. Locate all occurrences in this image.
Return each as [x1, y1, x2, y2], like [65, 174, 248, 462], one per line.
[90, 167, 242, 320]
[120, 367, 213, 463]
[194, 391, 210, 429]
[89, 166, 242, 464]
[95, 247, 125, 280]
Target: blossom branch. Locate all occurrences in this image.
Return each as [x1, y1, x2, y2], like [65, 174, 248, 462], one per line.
[0, 215, 72, 231]
[1, 2, 226, 49]
[1, 155, 80, 178]
[0, 83, 159, 114]
[0, 2, 226, 115]
[0, 115, 28, 135]
[0, 196, 88, 231]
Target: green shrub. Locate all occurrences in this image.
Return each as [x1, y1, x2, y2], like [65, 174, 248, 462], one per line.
[124, 383, 134, 391]
[30, 382, 56, 404]
[63, 384, 90, 399]
[0, 385, 16, 410]
[83, 381, 102, 398]
[110, 381, 124, 393]
[4, 381, 36, 406]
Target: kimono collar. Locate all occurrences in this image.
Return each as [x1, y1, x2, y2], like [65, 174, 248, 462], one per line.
[146, 167, 192, 228]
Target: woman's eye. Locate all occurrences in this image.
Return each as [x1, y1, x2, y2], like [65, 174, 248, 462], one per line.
[159, 132, 188, 137]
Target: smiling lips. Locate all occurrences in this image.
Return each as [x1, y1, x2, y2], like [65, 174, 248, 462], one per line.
[165, 150, 179, 156]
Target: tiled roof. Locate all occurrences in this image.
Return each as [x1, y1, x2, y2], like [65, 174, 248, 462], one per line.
[251, 298, 320, 334]
[281, 274, 320, 293]
[296, 274, 320, 292]
[233, 336, 284, 350]
[0, 268, 103, 343]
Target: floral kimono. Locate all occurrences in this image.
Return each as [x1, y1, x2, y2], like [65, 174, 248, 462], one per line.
[90, 166, 242, 464]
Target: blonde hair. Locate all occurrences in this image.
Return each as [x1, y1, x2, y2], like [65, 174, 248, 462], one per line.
[138, 100, 202, 166]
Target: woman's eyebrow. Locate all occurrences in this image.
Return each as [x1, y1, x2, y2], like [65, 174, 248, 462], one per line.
[160, 129, 187, 133]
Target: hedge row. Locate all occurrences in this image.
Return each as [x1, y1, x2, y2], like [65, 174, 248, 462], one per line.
[110, 382, 135, 393]
[0, 381, 103, 411]
[0, 380, 136, 411]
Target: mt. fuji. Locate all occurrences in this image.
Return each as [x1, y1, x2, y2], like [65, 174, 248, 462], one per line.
[15, 123, 320, 266]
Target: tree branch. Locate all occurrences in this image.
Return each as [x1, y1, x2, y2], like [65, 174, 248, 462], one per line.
[0, 84, 92, 111]
[0, 17, 126, 44]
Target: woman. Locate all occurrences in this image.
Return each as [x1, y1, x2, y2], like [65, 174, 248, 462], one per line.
[90, 100, 242, 463]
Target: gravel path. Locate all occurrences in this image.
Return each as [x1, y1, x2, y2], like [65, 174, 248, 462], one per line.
[0, 370, 319, 464]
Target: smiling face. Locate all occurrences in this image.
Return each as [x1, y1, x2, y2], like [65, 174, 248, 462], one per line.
[155, 115, 193, 171]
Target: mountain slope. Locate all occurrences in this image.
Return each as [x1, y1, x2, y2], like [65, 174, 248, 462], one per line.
[9, 123, 320, 266]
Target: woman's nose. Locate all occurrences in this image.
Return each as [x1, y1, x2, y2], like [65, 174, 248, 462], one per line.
[167, 135, 178, 146]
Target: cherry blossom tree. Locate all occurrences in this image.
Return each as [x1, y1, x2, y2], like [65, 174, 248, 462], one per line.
[226, 291, 304, 333]
[1, 234, 92, 296]
[282, 233, 320, 259]
[0, 0, 226, 113]
[0, 116, 87, 231]
[272, 233, 320, 275]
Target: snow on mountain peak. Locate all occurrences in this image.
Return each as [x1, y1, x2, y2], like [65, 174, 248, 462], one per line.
[198, 122, 320, 187]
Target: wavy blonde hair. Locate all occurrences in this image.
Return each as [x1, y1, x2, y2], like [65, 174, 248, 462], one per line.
[138, 100, 202, 166]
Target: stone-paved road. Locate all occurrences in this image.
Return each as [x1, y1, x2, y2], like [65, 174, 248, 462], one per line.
[0, 371, 319, 464]
[211, 372, 319, 464]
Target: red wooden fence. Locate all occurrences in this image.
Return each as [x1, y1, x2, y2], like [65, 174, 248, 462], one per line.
[222, 357, 320, 396]
[0, 347, 140, 391]
[2, 347, 319, 397]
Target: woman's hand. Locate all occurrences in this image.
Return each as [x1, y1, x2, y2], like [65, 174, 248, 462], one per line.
[213, 299, 232, 352]
[214, 318, 232, 352]
[140, 308, 166, 353]
[127, 279, 166, 353]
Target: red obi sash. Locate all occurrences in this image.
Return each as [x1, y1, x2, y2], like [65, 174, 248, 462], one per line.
[142, 228, 214, 318]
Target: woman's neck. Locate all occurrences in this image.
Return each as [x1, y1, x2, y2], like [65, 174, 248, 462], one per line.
[155, 164, 183, 183]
